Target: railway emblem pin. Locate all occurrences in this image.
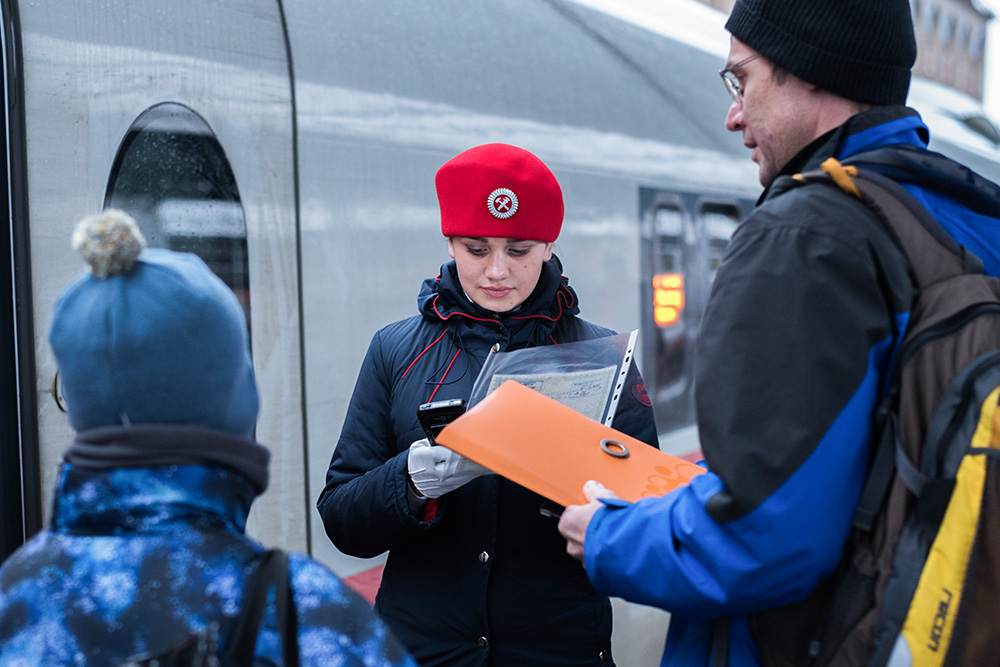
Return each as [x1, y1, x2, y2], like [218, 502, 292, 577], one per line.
[487, 188, 518, 219]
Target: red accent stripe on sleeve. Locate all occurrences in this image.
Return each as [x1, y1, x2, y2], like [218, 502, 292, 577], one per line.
[401, 328, 449, 379]
[426, 349, 462, 402]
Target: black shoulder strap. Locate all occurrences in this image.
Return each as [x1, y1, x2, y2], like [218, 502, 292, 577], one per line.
[711, 617, 730, 667]
[273, 551, 300, 667]
[227, 549, 299, 667]
[790, 158, 972, 534]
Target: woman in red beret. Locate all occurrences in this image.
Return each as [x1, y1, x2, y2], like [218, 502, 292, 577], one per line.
[317, 143, 658, 666]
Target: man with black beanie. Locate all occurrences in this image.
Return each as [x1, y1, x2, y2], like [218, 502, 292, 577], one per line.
[559, 0, 1000, 665]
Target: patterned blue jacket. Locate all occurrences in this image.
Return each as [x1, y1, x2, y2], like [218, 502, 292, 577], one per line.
[0, 427, 417, 667]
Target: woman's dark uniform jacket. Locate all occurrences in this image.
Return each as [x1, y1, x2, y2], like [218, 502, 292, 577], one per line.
[317, 257, 659, 666]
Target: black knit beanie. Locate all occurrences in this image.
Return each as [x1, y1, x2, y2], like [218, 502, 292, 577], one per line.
[725, 0, 917, 105]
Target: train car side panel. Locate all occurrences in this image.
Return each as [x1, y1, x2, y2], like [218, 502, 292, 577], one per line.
[16, 0, 307, 550]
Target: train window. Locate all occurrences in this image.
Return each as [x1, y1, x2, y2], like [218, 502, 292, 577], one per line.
[652, 205, 690, 326]
[104, 103, 250, 323]
[700, 203, 740, 281]
[648, 203, 692, 430]
[971, 28, 984, 58]
[956, 24, 969, 52]
[652, 205, 686, 273]
[923, 6, 938, 35]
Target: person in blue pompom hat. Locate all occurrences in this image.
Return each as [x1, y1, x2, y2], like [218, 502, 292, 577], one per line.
[51, 210, 260, 438]
[0, 209, 418, 667]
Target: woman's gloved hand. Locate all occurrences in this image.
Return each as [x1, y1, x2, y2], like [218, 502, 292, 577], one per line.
[407, 438, 491, 498]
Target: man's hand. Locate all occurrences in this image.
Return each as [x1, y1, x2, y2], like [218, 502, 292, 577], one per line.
[558, 480, 619, 564]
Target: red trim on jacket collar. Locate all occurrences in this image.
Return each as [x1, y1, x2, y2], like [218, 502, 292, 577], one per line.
[430, 294, 502, 324]
[507, 284, 576, 322]
[429, 283, 576, 324]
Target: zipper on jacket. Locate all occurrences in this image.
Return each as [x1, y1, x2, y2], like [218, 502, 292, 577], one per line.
[882, 302, 1000, 434]
[492, 311, 509, 336]
[894, 302, 1000, 377]
[928, 349, 1000, 471]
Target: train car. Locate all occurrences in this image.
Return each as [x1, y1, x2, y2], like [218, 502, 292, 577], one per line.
[2, 0, 999, 664]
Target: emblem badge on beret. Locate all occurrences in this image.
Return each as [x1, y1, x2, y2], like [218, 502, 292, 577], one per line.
[487, 188, 519, 220]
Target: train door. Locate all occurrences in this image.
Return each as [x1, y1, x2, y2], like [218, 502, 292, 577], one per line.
[11, 1, 305, 553]
[641, 187, 748, 456]
[0, 0, 39, 562]
[642, 192, 698, 438]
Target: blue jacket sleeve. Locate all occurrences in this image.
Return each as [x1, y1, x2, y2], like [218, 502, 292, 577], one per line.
[583, 186, 913, 620]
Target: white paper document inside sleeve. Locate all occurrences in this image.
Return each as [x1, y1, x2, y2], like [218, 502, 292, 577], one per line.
[469, 329, 639, 425]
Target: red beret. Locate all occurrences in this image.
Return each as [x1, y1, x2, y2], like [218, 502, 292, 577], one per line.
[436, 144, 563, 242]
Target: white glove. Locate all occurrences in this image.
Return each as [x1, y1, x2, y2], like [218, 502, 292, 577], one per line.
[407, 438, 491, 498]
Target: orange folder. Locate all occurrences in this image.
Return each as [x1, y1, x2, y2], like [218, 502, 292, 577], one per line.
[435, 380, 705, 506]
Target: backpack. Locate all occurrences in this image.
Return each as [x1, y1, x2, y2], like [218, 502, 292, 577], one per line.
[119, 549, 300, 667]
[750, 157, 1000, 667]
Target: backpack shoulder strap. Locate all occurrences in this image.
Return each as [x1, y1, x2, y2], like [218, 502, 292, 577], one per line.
[273, 551, 300, 667]
[790, 158, 965, 534]
[227, 549, 300, 667]
[792, 158, 984, 289]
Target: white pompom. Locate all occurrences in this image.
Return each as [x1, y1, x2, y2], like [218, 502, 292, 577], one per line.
[71, 209, 147, 279]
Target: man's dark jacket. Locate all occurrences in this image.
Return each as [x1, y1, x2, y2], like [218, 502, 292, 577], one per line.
[581, 106, 1000, 667]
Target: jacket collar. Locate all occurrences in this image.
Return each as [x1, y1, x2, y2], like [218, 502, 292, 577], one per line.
[53, 425, 268, 535]
[65, 424, 270, 492]
[52, 463, 260, 536]
[760, 106, 928, 205]
[418, 255, 581, 333]
[764, 107, 1000, 221]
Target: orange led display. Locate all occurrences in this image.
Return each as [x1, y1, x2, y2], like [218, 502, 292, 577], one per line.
[653, 273, 684, 326]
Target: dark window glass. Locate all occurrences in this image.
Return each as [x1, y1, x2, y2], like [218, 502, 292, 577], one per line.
[651, 204, 691, 420]
[653, 206, 686, 274]
[104, 103, 250, 325]
[700, 203, 739, 281]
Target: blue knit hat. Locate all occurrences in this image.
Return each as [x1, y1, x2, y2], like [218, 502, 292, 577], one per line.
[49, 210, 259, 438]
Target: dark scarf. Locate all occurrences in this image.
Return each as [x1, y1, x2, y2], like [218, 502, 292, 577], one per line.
[64, 424, 271, 493]
[418, 255, 581, 347]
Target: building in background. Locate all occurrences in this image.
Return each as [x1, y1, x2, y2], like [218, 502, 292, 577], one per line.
[698, 0, 995, 101]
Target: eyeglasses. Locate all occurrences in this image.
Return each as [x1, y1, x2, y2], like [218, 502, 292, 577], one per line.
[719, 54, 761, 102]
